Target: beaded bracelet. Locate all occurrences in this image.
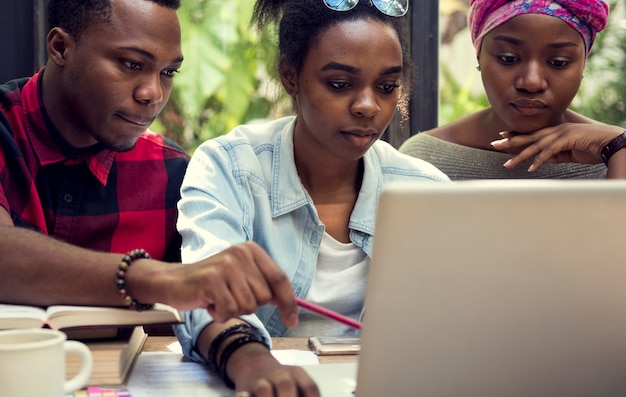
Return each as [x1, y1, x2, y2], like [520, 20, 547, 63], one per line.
[115, 249, 155, 311]
[207, 324, 261, 372]
[218, 334, 269, 389]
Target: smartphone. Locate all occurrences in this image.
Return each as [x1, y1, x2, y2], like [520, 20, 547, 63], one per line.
[308, 336, 361, 356]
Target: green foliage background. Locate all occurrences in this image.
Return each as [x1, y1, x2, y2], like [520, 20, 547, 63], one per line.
[152, 0, 289, 153]
[574, 1, 626, 126]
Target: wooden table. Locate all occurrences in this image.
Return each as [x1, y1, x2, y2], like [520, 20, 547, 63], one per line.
[143, 336, 359, 364]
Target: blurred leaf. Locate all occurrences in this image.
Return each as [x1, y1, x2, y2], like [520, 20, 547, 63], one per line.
[156, 0, 288, 153]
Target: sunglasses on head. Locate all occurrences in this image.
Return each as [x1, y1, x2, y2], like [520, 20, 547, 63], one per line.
[323, 0, 409, 17]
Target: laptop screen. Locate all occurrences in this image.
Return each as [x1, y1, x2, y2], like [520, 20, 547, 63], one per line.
[356, 180, 626, 397]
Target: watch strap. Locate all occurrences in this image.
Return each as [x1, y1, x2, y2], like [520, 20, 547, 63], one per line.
[601, 131, 626, 166]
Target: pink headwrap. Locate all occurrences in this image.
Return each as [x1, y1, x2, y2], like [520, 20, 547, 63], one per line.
[468, 0, 609, 57]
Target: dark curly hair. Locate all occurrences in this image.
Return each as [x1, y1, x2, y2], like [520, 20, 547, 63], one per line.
[46, 0, 181, 42]
[252, 0, 413, 117]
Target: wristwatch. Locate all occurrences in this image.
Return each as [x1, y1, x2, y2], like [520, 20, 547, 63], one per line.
[601, 131, 626, 166]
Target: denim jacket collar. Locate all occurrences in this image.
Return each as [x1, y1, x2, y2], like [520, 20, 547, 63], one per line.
[271, 118, 377, 242]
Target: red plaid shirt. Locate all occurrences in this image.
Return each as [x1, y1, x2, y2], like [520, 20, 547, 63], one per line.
[0, 70, 189, 261]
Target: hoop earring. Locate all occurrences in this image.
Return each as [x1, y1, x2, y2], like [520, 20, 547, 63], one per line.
[476, 64, 481, 72]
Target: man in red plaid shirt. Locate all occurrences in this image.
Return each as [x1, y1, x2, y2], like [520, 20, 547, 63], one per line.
[0, 0, 298, 328]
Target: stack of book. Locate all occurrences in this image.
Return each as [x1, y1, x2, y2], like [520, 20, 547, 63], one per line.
[0, 303, 183, 387]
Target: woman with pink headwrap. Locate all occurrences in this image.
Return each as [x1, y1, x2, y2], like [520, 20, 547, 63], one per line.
[400, 0, 626, 179]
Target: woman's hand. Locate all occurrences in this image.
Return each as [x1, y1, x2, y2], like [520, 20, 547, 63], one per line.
[490, 123, 623, 171]
[229, 343, 320, 397]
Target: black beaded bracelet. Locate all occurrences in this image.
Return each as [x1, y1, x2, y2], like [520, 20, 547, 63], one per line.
[218, 334, 269, 389]
[115, 249, 155, 311]
[207, 324, 260, 372]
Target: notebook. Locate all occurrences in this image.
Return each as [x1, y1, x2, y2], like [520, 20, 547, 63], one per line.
[354, 179, 626, 397]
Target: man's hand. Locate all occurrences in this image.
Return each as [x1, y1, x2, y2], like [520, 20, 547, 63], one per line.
[134, 241, 298, 328]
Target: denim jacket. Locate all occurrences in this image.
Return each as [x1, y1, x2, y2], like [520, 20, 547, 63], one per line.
[174, 117, 449, 363]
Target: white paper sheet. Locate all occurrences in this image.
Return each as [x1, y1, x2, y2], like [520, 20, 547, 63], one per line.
[127, 352, 230, 397]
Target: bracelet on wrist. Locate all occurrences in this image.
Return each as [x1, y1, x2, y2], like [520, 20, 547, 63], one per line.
[207, 324, 262, 371]
[115, 249, 155, 311]
[218, 334, 269, 389]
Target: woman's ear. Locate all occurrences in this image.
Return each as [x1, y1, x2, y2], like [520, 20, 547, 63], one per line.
[46, 27, 74, 67]
[279, 56, 299, 96]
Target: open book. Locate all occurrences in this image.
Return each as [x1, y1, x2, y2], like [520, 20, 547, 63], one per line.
[0, 303, 182, 330]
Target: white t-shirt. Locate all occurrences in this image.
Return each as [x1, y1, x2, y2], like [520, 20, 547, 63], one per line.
[285, 232, 367, 337]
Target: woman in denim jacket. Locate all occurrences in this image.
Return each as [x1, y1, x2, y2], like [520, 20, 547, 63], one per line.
[175, 0, 449, 395]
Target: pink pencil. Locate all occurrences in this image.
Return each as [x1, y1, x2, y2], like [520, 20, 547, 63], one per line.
[295, 297, 362, 330]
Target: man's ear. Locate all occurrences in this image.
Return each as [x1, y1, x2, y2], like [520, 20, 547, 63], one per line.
[279, 56, 298, 96]
[46, 27, 75, 67]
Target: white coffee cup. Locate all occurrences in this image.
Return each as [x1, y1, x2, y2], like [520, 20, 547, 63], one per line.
[0, 328, 93, 397]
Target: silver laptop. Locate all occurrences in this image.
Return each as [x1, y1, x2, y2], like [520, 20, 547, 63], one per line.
[355, 179, 626, 397]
